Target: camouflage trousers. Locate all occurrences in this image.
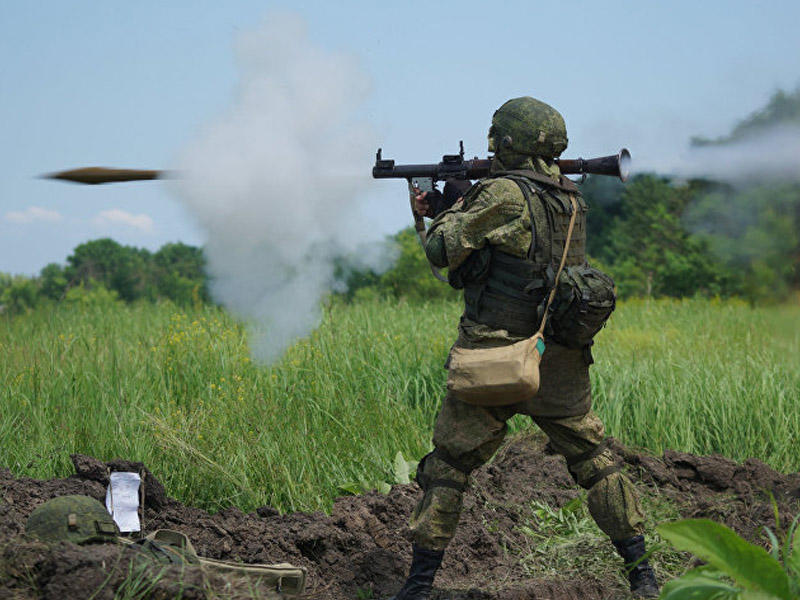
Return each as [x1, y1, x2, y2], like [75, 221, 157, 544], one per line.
[410, 392, 645, 551]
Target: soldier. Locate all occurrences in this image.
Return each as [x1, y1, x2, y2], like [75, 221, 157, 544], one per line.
[390, 97, 659, 599]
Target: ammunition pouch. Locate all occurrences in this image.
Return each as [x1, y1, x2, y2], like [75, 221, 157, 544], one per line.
[548, 264, 616, 348]
[448, 245, 491, 290]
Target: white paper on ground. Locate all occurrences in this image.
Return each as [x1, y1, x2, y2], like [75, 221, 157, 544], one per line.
[105, 471, 141, 532]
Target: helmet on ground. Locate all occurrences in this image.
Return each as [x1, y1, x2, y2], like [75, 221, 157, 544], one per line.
[25, 495, 119, 544]
[488, 96, 568, 158]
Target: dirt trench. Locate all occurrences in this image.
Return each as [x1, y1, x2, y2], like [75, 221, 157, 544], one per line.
[1, 435, 798, 600]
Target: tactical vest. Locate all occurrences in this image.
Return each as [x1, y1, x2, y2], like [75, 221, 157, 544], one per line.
[462, 171, 587, 336]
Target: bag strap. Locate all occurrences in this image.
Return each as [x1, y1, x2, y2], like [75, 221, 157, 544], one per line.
[536, 194, 578, 337]
[494, 169, 579, 193]
[503, 174, 577, 337]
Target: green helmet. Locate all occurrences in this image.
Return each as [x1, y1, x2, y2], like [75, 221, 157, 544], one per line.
[25, 495, 119, 544]
[488, 97, 568, 158]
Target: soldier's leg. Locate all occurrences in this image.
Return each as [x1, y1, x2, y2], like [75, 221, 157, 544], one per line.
[533, 411, 658, 597]
[390, 395, 511, 600]
[533, 411, 643, 538]
[410, 394, 512, 551]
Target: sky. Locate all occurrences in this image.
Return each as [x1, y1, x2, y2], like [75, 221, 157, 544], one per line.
[1, 0, 799, 275]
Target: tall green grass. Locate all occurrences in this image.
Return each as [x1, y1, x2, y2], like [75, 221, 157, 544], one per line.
[593, 297, 800, 470]
[1, 297, 798, 513]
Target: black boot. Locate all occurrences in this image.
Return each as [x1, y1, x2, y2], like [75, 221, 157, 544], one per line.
[612, 535, 659, 598]
[388, 545, 444, 600]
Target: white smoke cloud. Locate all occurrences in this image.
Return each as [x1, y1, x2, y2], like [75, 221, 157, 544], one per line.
[92, 209, 154, 233]
[634, 125, 800, 183]
[5, 206, 62, 224]
[171, 13, 392, 363]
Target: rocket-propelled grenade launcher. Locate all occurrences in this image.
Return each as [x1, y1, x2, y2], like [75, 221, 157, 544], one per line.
[371, 143, 629, 285]
[43, 167, 165, 185]
[372, 142, 631, 187]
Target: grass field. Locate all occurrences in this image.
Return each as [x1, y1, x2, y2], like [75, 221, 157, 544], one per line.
[1, 297, 798, 514]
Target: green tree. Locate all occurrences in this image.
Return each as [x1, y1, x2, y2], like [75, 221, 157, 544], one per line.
[376, 228, 458, 300]
[604, 175, 729, 298]
[579, 174, 625, 261]
[66, 238, 149, 301]
[692, 87, 800, 146]
[0, 272, 12, 298]
[64, 280, 120, 307]
[0, 276, 40, 315]
[686, 183, 799, 302]
[151, 242, 209, 305]
[39, 263, 68, 301]
[685, 86, 800, 300]
[337, 228, 458, 301]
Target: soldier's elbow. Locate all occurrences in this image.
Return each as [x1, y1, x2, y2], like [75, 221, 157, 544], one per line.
[425, 234, 449, 268]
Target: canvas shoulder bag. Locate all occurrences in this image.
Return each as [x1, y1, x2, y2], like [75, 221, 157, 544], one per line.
[446, 188, 578, 407]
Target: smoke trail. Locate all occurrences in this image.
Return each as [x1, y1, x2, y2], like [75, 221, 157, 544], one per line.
[635, 124, 800, 298]
[634, 125, 800, 183]
[171, 14, 392, 363]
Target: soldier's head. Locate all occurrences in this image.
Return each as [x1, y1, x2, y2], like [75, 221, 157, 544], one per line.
[25, 495, 119, 544]
[488, 97, 568, 161]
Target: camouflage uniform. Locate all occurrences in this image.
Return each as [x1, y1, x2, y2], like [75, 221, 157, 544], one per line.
[390, 97, 657, 600]
[412, 155, 645, 552]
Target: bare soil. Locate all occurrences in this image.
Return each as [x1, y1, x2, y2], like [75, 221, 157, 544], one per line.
[1, 434, 798, 600]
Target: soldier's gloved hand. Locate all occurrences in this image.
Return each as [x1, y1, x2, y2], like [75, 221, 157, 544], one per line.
[414, 190, 434, 218]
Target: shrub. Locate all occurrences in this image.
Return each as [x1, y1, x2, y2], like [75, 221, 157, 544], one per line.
[658, 517, 799, 599]
[64, 281, 120, 307]
[0, 277, 40, 315]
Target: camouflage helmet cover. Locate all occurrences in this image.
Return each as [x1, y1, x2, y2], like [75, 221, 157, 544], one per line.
[25, 495, 119, 544]
[488, 96, 568, 158]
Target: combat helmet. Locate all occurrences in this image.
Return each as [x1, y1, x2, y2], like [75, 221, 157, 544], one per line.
[26, 495, 119, 544]
[488, 97, 568, 158]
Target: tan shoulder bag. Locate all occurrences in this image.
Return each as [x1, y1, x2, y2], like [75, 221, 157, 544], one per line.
[446, 192, 578, 407]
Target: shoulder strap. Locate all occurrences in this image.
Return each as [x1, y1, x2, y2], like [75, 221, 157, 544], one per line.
[503, 176, 538, 260]
[536, 194, 577, 337]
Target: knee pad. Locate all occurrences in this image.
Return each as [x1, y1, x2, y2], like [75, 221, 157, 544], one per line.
[415, 449, 471, 493]
[565, 439, 622, 490]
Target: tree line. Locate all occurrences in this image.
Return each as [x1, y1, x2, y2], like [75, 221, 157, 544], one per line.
[336, 173, 798, 304]
[589, 86, 800, 301]
[0, 239, 208, 315]
[3, 88, 798, 314]
[3, 171, 797, 316]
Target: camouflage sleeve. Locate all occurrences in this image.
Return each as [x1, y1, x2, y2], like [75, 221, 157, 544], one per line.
[425, 230, 448, 268]
[424, 178, 529, 270]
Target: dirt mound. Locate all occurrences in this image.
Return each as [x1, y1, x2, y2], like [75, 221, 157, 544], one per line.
[617, 443, 800, 540]
[2, 435, 799, 599]
[1, 540, 209, 600]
